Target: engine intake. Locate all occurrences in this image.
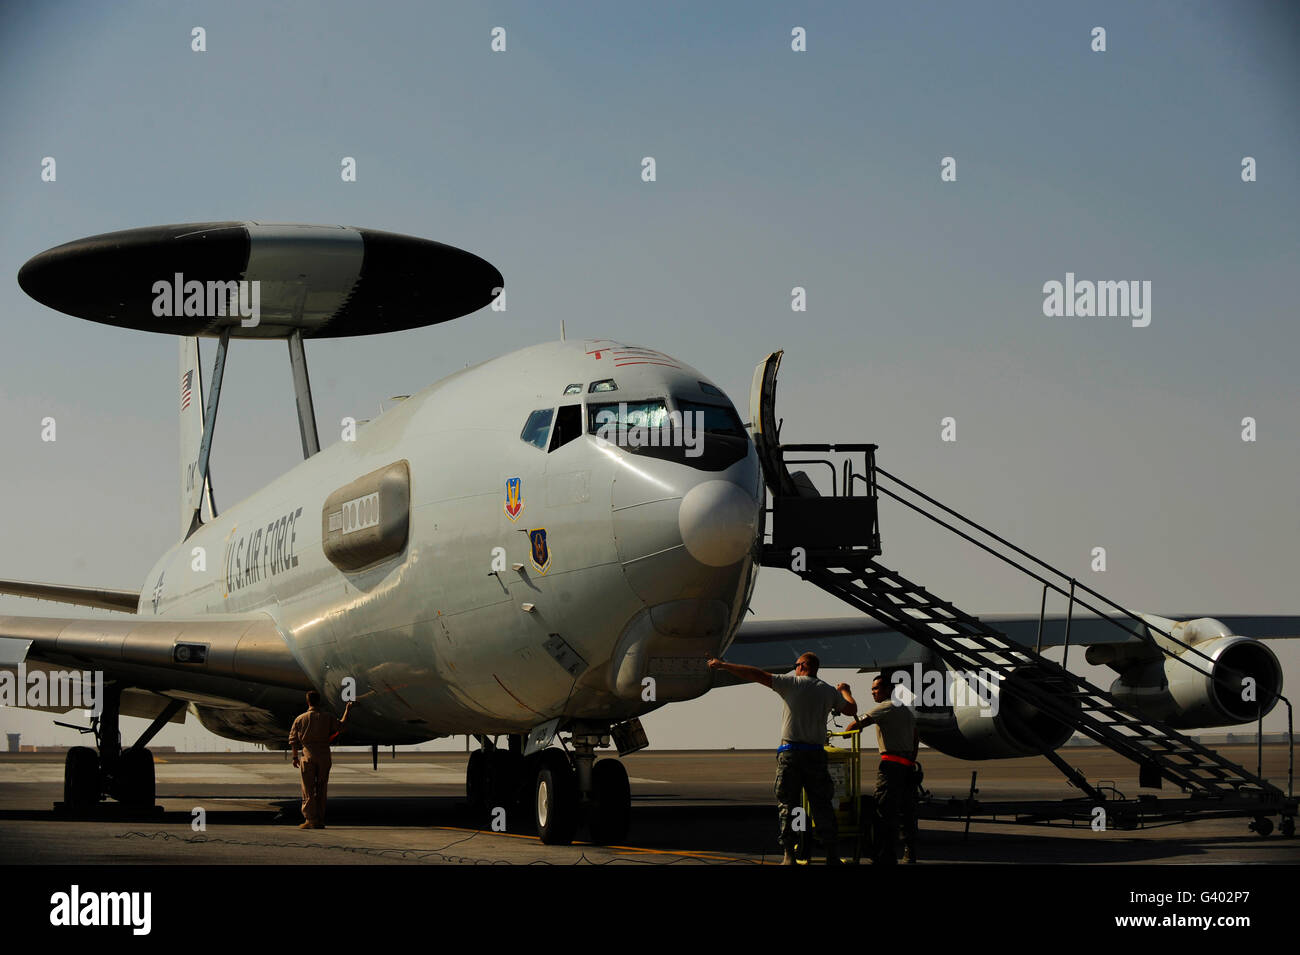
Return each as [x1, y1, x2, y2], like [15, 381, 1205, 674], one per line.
[1109, 635, 1281, 729]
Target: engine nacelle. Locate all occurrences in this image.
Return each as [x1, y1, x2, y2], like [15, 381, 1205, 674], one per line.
[907, 664, 1081, 760]
[1107, 632, 1281, 729]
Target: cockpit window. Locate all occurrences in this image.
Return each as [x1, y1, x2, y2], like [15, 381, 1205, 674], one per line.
[549, 405, 583, 452]
[588, 397, 748, 471]
[563, 383, 583, 395]
[589, 379, 618, 393]
[676, 399, 746, 437]
[699, 381, 724, 397]
[520, 408, 554, 449]
[587, 399, 669, 436]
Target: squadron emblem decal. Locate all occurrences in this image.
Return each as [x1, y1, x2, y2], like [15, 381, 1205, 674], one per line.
[504, 477, 524, 521]
[528, 528, 550, 575]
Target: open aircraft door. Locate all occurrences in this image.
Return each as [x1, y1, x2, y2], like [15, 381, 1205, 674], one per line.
[749, 350, 797, 499]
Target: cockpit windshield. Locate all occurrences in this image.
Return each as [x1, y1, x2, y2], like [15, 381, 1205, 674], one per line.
[675, 399, 746, 437]
[586, 397, 749, 471]
[587, 399, 669, 434]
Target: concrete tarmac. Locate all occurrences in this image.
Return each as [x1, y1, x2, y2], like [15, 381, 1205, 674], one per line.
[0, 745, 1296, 865]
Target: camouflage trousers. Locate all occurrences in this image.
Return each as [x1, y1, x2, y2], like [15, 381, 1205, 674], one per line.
[775, 749, 838, 851]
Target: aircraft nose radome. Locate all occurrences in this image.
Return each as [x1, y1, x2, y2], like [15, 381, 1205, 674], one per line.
[678, 480, 760, 567]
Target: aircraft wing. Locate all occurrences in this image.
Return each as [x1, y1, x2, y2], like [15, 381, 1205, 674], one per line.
[0, 579, 140, 614]
[727, 618, 929, 673]
[0, 613, 311, 718]
[726, 614, 1300, 674]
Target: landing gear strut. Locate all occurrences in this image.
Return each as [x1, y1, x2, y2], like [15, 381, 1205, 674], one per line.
[57, 685, 181, 813]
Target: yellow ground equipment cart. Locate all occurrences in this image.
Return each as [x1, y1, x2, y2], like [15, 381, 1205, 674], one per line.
[797, 729, 873, 864]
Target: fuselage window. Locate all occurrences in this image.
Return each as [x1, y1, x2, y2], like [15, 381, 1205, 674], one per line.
[549, 404, 583, 451]
[520, 408, 554, 449]
[563, 383, 583, 395]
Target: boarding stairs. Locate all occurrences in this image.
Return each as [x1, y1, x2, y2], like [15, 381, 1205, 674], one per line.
[756, 442, 1292, 812]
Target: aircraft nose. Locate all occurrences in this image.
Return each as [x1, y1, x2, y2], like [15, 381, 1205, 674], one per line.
[678, 480, 761, 567]
[610, 451, 762, 607]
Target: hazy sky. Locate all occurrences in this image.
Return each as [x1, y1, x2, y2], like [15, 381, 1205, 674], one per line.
[1, 2, 1297, 754]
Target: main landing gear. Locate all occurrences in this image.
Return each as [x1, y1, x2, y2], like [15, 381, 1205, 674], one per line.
[58, 684, 183, 813]
[466, 723, 632, 846]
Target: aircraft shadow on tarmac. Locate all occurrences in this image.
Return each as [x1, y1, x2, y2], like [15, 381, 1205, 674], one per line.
[2, 796, 1291, 863]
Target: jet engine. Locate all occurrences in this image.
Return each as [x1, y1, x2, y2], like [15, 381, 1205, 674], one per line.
[1090, 617, 1282, 729]
[899, 663, 1082, 760]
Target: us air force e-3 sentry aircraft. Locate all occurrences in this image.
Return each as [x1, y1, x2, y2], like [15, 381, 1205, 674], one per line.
[3, 223, 1296, 845]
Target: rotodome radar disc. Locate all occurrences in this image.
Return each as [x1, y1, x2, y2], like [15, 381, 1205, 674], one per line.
[17, 222, 504, 339]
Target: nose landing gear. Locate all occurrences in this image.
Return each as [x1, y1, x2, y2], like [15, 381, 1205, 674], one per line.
[537, 725, 631, 845]
[466, 723, 633, 846]
[533, 748, 630, 846]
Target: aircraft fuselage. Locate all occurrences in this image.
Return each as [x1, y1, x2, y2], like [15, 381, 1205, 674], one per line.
[141, 340, 764, 744]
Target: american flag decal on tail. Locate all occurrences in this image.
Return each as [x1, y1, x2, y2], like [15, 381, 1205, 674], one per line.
[181, 370, 193, 411]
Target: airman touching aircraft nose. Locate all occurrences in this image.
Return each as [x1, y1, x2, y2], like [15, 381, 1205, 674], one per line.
[290, 692, 355, 829]
[708, 651, 857, 864]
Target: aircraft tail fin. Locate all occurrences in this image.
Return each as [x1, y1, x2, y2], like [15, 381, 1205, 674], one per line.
[179, 338, 215, 536]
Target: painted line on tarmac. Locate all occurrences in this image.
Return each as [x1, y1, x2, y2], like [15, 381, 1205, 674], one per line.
[429, 826, 752, 863]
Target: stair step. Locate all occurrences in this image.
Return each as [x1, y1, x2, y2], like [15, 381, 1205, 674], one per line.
[807, 557, 1279, 796]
